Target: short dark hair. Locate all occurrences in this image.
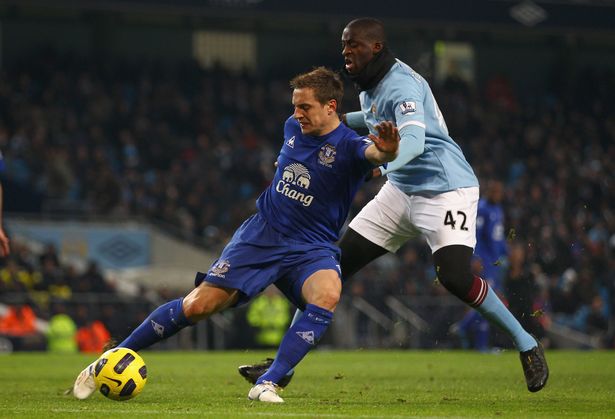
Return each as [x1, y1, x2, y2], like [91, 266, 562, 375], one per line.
[346, 17, 387, 44]
[290, 66, 344, 107]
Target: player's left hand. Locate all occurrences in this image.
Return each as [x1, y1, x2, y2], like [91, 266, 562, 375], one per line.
[369, 121, 399, 154]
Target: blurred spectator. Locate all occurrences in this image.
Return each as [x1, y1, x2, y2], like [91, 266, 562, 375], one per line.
[246, 287, 291, 348]
[76, 319, 111, 353]
[504, 242, 545, 340]
[0, 304, 37, 336]
[75, 261, 114, 294]
[39, 243, 60, 269]
[46, 304, 78, 353]
[75, 303, 111, 353]
[586, 295, 608, 338]
[0, 258, 38, 292]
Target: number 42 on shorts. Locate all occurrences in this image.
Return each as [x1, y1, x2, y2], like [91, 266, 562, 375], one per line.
[444, 210, 468, 231]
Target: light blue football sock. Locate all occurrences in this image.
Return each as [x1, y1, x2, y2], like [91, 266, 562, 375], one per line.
[256, 304, 332, 385]
[119, 298, 192, 351]
[476, 288, 536, 352]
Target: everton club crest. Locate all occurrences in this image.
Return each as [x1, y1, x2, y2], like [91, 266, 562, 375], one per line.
[318, 144, 336, 168]
[210, 259, 230, 278]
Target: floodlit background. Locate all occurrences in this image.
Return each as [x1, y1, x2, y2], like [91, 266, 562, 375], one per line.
[0, 0, 613, 354]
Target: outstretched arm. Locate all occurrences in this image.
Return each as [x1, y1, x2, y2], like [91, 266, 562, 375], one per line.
[369, 123, 425, 179]
[364, 121, 399, 166]
[379, 124, 425, 175]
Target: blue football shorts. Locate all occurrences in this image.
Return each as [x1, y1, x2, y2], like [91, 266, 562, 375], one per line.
[194, 213, 341, 309]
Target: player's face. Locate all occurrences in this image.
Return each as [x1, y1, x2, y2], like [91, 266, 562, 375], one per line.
[341, 26, 381, 75]
[292, 88, 335, 136]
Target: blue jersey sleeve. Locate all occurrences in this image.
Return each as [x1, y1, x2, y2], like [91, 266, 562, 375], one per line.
[346, 136, 374, 175]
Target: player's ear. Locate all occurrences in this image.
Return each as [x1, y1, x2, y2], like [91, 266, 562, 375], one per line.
[373, 41, 383, 54]
[327, 99, 337, 115]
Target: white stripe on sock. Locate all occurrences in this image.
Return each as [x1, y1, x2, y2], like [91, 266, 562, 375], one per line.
[470, 278, 486, 306]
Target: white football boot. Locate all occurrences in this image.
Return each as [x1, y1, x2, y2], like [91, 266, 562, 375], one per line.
[247, 381, 284, 403]
[72, 361, 97, 400]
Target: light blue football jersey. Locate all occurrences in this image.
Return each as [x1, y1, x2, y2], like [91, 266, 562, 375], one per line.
[359, 59, 478, 194]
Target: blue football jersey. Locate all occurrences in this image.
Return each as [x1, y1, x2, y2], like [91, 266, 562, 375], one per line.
[359, 59, 478, 194]
[257, 117, 372, 243]
[475, 198, 507, 277]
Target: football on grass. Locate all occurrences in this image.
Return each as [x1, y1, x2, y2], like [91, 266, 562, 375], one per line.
[94, 347, 147, 401]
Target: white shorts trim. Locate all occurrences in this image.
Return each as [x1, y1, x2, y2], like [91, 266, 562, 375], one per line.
[348, 182, 479, 253]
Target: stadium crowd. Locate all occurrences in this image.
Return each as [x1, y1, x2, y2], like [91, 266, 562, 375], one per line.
[0, 51, 613, 349]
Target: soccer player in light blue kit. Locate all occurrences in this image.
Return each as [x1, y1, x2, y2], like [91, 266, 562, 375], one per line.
[72, 67, 399, 402]
[240, 18, 548, 393]
[456, 179, 508, 350]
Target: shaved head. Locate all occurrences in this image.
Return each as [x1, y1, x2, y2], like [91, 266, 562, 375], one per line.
[341, 17, 389, 75]
[345, 18, 387, 45]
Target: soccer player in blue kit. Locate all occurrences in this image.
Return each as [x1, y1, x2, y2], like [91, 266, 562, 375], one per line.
[72, 66, 400, 403]
[474, 180, 508, 291]
[240, 18, 548, 393]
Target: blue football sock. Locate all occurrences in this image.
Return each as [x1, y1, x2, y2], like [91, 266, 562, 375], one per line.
[282, 308, 304, 376]
[256, 304, 332, 385]
[476, 288, 536, 352]
[119, 298, 193, 351]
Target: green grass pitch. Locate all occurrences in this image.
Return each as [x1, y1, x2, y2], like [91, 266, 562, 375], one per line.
[1, 350, 614, 418]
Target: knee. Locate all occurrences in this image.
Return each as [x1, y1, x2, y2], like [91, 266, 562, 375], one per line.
[182, 283, 237, 321]
[433, 245, 474, 298]
[312, 286, 341, 311]
[303, 276, 341, 311]
[181, 294, 212, 321]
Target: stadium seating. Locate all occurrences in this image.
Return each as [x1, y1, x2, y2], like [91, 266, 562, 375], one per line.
[1, 52, 613, 349]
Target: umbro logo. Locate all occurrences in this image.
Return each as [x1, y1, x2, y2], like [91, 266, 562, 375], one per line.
[286, 136, 295, 148]
[151, 320, 165, 337]
[296, 330, 315, 345]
